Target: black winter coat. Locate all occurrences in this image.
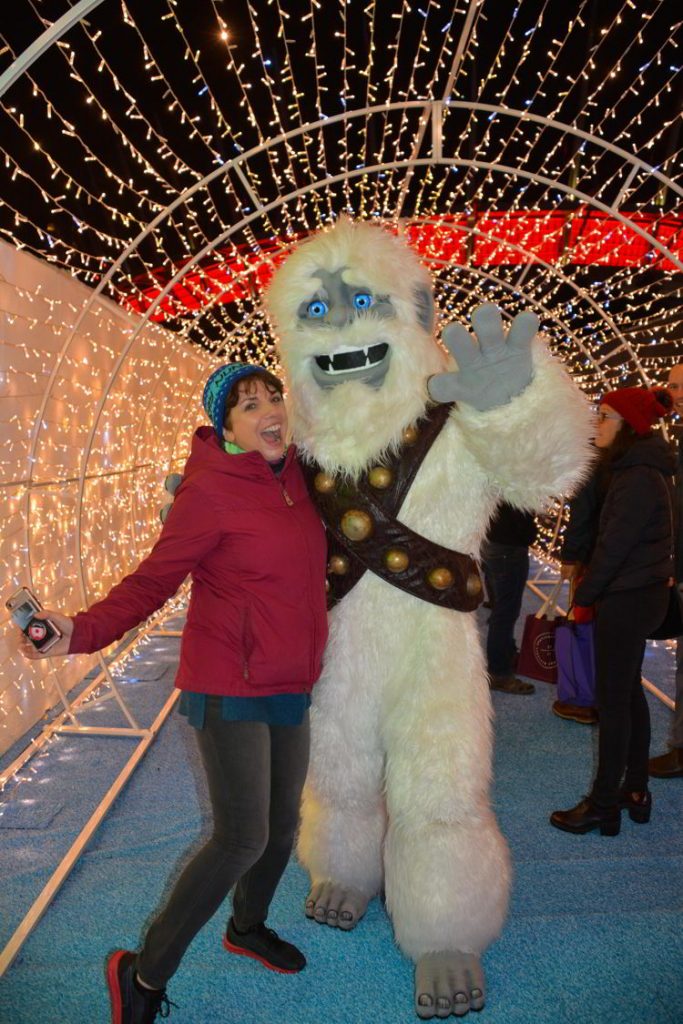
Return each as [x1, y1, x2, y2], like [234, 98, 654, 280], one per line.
[574, 434, 676, 607]
[485, 502, 538, 547]
[674, 433, 683, 583]
[560, 455, 606, 566]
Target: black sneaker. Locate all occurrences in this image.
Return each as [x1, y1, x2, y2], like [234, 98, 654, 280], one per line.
[106, 950, 175, 1023]
[223, 918, 306, 974]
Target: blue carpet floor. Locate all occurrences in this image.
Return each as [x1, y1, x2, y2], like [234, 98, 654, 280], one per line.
[1, 570, 682, 1024]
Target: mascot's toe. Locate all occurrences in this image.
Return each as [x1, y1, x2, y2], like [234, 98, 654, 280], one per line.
[305, 881, 369, 930]
[415, 952, 485, 1019]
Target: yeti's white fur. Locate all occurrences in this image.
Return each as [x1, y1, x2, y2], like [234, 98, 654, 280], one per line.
[266, 218, 593, 959]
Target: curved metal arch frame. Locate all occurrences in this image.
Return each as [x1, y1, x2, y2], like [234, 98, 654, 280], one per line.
[0, 0, 107, 99]
[9, 85, 678, 722]
[171, 211, 634, 384]
[66, 153, 682, 607]
[165, 227, 606, 389]
[4, 22, 680, 980]
[402, 216, 645, 381]
[24, 96, 681, 533]
[28, 98, 683, 432]
[17, 150, 676, 654]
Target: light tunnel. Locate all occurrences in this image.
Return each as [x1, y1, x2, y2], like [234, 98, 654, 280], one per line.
[0, 0, 682, 995]
[1, 2, 681, 758]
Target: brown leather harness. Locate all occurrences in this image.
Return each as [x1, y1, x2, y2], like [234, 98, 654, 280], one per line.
[302, 403, 484, 612]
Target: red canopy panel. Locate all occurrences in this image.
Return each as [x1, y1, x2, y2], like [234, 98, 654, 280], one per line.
[120, 210, 683, 322]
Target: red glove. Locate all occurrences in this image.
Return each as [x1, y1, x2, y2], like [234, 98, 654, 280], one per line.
[573, 603, 594, 624]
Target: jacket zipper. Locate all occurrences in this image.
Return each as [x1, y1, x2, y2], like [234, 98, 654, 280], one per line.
[241, 604, 251, 680]
[242, 478, 294, 680]
[279, 473, 317, 682]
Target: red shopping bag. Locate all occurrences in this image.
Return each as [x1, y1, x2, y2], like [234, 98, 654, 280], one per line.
[517, 580, 563, 684]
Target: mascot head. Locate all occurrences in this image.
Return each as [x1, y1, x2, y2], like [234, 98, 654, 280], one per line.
[265, 218, 447, 477]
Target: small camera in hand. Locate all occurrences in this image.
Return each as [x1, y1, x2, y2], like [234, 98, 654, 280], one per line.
[6, 587, 63, 653]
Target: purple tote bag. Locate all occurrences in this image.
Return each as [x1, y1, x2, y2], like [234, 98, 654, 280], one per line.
[555, 619, 596, 707]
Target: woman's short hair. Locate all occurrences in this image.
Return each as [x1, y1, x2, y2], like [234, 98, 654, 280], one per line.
[223, 369, 284, 426]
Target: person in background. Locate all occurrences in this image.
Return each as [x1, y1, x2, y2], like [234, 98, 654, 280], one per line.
[649, 361, 683, 779]
[481, 502, 537, 695]
[555, 459, 605, 725]
[19, 363, 329, 1024]
[550, 386, 675, 836]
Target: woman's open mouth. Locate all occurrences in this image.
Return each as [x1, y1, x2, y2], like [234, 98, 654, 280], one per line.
[261, 424, 283, 444]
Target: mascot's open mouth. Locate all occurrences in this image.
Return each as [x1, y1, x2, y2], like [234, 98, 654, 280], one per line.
[311, 342, 391, 389]
[315, 342, 389, 374]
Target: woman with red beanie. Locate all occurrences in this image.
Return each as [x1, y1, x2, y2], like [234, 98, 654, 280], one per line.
[550, 385, 676, 836]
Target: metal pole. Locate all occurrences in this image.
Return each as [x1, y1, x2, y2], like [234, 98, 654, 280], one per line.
[0, 686, 180, 977]
[0, 0, 108, 99]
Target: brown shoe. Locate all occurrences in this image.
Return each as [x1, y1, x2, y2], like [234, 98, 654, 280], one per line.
[648, 748, 683, 779]
[552, 700, 598, 725]
[489, 674, 535, 695]
[550, 797, 621, 836]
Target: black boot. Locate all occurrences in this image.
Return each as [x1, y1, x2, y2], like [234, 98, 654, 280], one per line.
[618, 788, 652, 823]
[550, 797, 621, 836]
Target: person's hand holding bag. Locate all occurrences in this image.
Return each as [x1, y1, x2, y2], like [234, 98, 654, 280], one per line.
[572, 603, 594, 624]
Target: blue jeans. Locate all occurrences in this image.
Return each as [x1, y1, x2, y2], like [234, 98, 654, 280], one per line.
[481, 541, 530, 676]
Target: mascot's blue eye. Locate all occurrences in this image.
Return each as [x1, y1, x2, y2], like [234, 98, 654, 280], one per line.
[307, 299, 329, 318]
[353, 292, 373, 310]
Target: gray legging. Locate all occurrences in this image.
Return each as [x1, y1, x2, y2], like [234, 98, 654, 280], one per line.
[136, 696, 310, 988]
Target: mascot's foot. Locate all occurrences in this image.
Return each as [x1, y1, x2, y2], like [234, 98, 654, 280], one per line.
[304, 881, 369, 930]
[415, 952, 485, 1019]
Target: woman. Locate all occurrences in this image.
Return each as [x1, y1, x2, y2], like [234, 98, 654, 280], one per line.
[21, 363, 329, 1024]
[550, 385, 675, 837]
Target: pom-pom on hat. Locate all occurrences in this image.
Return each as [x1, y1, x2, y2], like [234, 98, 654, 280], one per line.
[202, 363, 269, 439]
[601, 386, 673, 436]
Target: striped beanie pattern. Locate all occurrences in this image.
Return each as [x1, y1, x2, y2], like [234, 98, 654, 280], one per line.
[202, 363, 268, 439]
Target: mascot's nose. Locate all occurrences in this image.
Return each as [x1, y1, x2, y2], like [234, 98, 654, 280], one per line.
[329, 305, 352, 328]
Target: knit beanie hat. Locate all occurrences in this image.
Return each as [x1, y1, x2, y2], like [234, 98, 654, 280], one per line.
[601, 386, 673, 436]
[202, 363, 269, 439]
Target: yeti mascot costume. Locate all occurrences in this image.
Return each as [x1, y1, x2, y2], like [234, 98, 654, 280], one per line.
[264, 218, 592, 1019]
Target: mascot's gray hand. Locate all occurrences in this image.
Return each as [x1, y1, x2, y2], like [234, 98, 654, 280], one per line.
[428, 303, 538, 411]
[160, 473, 184, 523]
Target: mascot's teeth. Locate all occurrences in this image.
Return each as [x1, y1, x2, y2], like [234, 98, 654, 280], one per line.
[315, 342, 389, 374]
